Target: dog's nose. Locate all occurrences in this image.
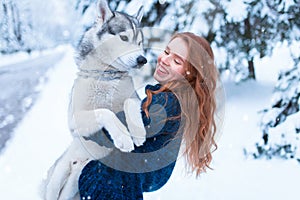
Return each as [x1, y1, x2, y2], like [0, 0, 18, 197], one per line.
[137, 56, 147, 65]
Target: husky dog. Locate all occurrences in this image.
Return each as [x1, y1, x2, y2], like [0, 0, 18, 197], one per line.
[42, 0, 147, 199]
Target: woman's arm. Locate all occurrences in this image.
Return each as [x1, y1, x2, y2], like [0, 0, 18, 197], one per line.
[134, 91, 183, 192]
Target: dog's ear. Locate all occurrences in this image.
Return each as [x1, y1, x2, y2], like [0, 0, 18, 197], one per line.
[97, 0, 113, 23]
[134, 6, 144, 23]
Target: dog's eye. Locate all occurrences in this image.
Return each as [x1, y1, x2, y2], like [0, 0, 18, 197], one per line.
[120, 35, 129, 41]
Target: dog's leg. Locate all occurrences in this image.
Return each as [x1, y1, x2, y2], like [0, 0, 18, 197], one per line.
[43, 138, 111, 200]
[124, 98, 146, 146]
[58, 139, 111, 200]
[57, 154, 89, 200]
[44, 146, 74, 200]
[71, 108, 135, 152]
[57, 159, 87, 200]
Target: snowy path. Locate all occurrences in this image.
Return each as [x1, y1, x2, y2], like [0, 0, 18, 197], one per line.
[0, 46, 299, 200]
[0, 46, 76, 199]
[0, 51, 65, 152]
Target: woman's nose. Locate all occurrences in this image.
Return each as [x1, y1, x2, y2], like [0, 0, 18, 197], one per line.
[161, 54, 170, 66]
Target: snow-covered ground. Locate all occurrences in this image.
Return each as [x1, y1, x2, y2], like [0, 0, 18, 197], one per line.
[0, 44, 299, 200]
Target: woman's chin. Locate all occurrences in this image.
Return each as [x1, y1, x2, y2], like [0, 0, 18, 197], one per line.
[154, 73, 167, 84]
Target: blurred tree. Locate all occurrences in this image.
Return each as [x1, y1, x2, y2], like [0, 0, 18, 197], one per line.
[243, 0, 300, 162]
[75, 0, 95, 15]
[202, 0, 226, 43]
[266, 0, 300, 43]
[0, 0, 33, 53]
[0, 0, 72, 54]
[217, 0, 299, 81]
[247, 65, 300, 161]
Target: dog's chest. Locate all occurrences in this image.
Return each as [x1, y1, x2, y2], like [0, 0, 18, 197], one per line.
[82, 77, 137, 113]
[88, 81, 117, 108]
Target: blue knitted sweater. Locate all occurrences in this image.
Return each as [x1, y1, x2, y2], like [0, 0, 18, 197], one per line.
[79, 84, 182, 200]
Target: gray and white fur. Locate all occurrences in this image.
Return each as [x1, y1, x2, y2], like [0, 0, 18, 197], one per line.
[41, 0, 147, 199]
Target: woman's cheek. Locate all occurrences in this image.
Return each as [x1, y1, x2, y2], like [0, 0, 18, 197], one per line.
[157, 54, 163, 63]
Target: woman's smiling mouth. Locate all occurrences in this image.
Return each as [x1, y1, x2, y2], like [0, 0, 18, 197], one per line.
[157, 65, 168, 75]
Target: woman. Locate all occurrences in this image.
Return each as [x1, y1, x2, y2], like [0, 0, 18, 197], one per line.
[79, 32, 220, 199]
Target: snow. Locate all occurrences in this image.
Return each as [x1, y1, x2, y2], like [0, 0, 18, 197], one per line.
[268, 111, 300, 142]
[223, 0, 248, 22]
[0, 45, 76, 199]
[0, 48, 62, 68]
[254, 41, 296, 83]
[0, 44, 299, 200]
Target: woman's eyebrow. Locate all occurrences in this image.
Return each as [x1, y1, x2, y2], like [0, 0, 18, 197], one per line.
[166, 46, 185, 62]
[175, 55, 184, 62]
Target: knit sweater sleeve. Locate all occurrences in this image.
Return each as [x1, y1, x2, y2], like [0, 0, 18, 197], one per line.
[134, 90, 182, 192]
[135, 91, 182, 152]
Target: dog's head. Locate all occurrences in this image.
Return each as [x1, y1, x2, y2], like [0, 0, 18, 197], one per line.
[76, 0, 147, 72]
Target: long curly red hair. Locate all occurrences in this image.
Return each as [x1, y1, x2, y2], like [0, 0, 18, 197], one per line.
[142, 32, 219, 176]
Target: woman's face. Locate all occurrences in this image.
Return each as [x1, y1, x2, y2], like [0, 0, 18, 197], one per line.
[154, 37, 188, 84]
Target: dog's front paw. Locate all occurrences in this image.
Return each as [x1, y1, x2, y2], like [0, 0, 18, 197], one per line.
[96, 108, 134, 152]
[112, 133, 135, 152]
[124, 98, 146, 147]
[103, 121, 134, 152]
[104, 117, 135, 152]
[132, 134, 146, 147]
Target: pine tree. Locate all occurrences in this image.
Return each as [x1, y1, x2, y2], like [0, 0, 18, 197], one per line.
[0, 0, 47, 53]
[248, 65, 300, 161]
[202, 0, 226, 43]
[216, 0, 300, 81]
[217, 0, 278, 81]
[243, 0, 300, 162]
[0, 0, 22, 53]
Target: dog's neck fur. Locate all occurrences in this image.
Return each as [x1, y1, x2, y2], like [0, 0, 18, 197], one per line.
[77, 68, 128, 80]
[78, 57, 129, 80]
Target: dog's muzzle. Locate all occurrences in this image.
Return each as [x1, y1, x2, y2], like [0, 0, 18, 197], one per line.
[136, 55, 147, 68]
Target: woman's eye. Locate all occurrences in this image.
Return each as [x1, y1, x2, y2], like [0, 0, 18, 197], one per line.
[164, 50, 169, 55]
[120, 35, 129, 41]
[174, 59, 181, 65]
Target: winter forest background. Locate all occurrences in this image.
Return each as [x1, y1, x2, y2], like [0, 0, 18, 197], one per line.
[0, 0, 300, 199]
